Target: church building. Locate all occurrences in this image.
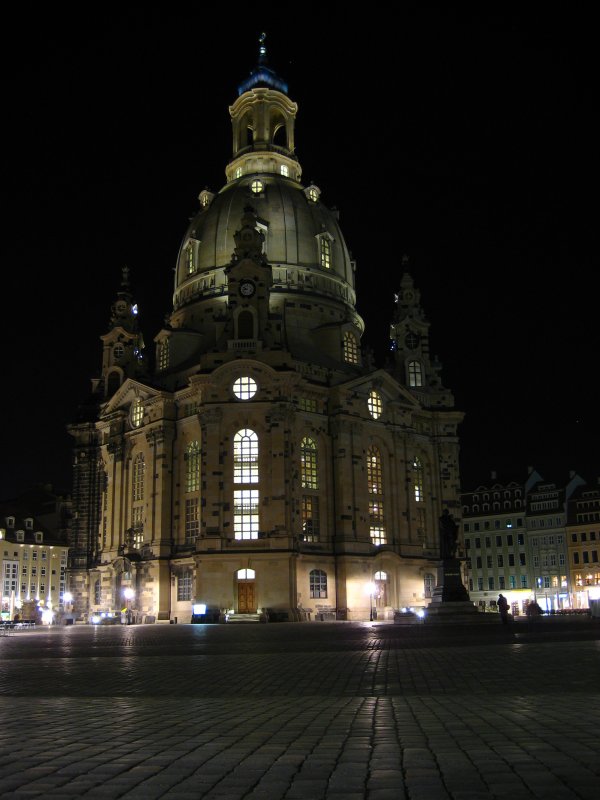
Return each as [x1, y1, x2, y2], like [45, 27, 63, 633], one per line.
[67, 43, 464, 623]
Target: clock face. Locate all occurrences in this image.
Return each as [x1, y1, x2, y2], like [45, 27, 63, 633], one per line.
[239, 280, 256, 298]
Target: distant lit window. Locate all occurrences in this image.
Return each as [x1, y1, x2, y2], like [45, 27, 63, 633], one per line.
[235, 166, 242, 179]
[184, 498, 199, 545]
[132, 454, 145, 502]
[177, 572, 192, 601]
[250, 179, 264, 194]
[408, 360, 423, 387]
[343, 332, 359, 364]
[367, 446, 386, 546]
[187, 242, 196, 275]
[301, 495, 320, 542]
[367, 390, 382, 419]
[233, 376, 257, 400]
[300, 437, 318, 490]
[113, 344, 124, 361]
[280, 164, 289, 177]
[413, 457, 424, 503]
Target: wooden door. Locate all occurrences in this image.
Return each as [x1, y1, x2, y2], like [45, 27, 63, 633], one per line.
[237, 581, 256, 613]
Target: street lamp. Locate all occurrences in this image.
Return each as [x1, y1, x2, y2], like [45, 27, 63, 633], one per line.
[123, 587, 135, 624]
[366, 581, 376, 622]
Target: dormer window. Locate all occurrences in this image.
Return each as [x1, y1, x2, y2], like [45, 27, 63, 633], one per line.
[17, 530, 25, 542]
[25, 518, 33, 529]
[35, 532, 43, 544]
[319, 235, 332, 269]
[235, 166, 242, 179]
[6, 516, 15, 528]
[305, 185, 321, 203]
[157, 339, 170, 371]
[198, 189, 215, 208]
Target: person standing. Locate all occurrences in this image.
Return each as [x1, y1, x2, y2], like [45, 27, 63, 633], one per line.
[498, 593, 510, 624]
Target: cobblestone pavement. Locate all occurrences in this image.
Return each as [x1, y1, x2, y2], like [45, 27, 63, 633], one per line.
[0, 619, 598, 799]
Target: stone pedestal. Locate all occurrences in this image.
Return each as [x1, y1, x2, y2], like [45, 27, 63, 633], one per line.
[425, 558, 479, 621]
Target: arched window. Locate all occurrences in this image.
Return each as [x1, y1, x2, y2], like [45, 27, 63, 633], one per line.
[408, 361, 423, 387]
[237, 568, 255, 580]
[343, 331, 359, 364]
[233, 429, 259, 539]
[185, 442, 200, 493]
[132, 454, 145, 502]
[367, 446, 386, 546]
[301, 437, 320, 542]
[309, 569, 327, 599]
[300, 437, 318, 489]
[413, 457, 424, 503]
[237, 309, 255, 339]
[367, 390, 382, 419]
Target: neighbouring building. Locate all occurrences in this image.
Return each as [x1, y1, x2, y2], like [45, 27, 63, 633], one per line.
[462, 469, 593, 612]
[1, 488, 71, 621]
[67, 43, 463, 623]
[566, 480, 600, 608]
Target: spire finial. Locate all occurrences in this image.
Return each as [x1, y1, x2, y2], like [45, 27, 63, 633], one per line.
[258, 32, 267, 65]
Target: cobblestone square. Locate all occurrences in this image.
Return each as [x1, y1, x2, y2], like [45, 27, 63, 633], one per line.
[0, 619, 598, 799]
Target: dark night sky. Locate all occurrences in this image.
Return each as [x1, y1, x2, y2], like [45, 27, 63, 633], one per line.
[1, 7, 598, 499]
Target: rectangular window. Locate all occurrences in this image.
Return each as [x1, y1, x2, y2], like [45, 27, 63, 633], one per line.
[464, 523, 470, 533]
[464, 538, 470, 551]
[487, 556, 493, 568]
[475, 537, 481, 549]
[494, 520, 500, 530]
[477, 577, 483, 591]
[309, 570, 327, 599]
[499, 576, 505, 590]
[533, 555, 539, 567]
[370, 527, 387, 546]
[521, 575, 527, 588]
[509, 575, 516, 589]
[474, 523, 480, 532]
[298, 397, 317, 413]
[544, 576, 550, 588]
[177, 572, 192, 601]
[592, 551, 598, 563]
[496, 535, 502, 547]
[476, 556, 482, 569]
[485, 537, 491, 548]
[571, 533, 578, 542]
[185, 498, 200, 545]
[549, 554, 556, 566]
[573, 552, 580, 564]
[497, 555, 504, 568]
[233, 489, 259, 540]
[519, 553, 526, 566]
[488, 577, 494, 590]
[559, 553, 565, 566]
[507, 534, 513, 547]
[518, 533, 524, 545]
[583, 551, 589, 564]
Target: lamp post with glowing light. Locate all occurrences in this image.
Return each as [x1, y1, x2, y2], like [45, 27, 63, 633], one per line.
[123, 587, 135, 624]
[62, 591, 73, 625]
[366, 581, 376, 622]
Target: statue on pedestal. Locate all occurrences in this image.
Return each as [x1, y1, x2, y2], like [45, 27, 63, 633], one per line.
[439, 509, 459, 560]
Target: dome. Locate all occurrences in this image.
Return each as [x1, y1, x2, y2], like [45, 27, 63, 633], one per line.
[173, 173, 357, 315]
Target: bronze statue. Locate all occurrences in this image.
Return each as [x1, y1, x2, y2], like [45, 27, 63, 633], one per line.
[439, 509, 459, 560]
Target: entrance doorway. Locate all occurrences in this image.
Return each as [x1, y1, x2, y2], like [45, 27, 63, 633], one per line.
[237, 581, 256, 613]
[236, 568, 257, 613]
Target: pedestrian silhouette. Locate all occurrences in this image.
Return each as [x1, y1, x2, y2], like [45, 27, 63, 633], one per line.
[498, 593, 509, 624]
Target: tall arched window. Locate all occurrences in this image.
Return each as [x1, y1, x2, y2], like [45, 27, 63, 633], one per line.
[300, 437, 318, 489]
[413, 456, 426, 542]
[367, 446, 386, 545]
[408, 360, 423, 387]
[187, 242, 196, 275]
[131, 453, 145, 546]
[309, 569, 327, 599]
[343, 331, 359, 364]
[186, 442, 200, 493]
[132, 454, 145, 502]
[374, 571, 388, 607]
[233, 429, 259, 539]
[157, 340, 169, 371]
[301, 437, 320, 542]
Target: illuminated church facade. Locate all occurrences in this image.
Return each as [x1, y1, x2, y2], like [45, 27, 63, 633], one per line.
[68, 46, 463, 622]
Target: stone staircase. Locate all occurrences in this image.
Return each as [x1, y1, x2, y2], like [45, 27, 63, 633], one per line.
[225, 613, 263, 623]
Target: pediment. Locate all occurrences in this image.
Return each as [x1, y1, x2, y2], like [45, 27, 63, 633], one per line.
[340, 369, 421, 409]
[101, 379, 162, 417]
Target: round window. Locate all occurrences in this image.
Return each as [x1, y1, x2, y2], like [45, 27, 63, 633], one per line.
[233, 376, 258, 400]
[250, 179, 264, 195]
